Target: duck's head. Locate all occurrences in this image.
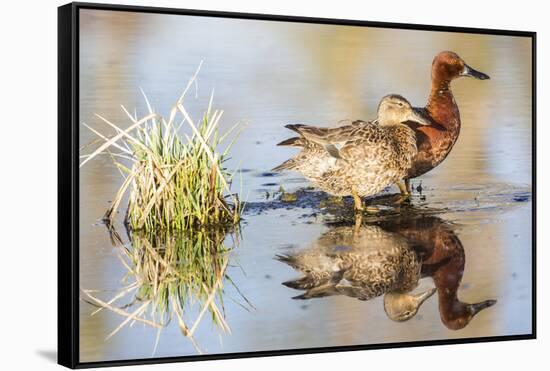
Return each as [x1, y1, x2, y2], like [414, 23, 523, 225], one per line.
[441, 299, 497, 330]
[377, 94, 432, 127]
[383, 287, 437, 322]
[432, 51, 490, 82]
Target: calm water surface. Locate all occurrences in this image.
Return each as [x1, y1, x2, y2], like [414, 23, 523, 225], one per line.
[79, 10, 532, 363]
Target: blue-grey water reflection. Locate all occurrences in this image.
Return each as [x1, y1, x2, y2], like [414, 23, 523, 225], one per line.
[79, 9, 532, 363]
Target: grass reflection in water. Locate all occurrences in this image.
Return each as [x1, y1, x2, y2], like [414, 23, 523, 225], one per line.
[82, 225, 248, 354]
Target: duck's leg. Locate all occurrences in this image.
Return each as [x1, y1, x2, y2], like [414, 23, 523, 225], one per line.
[392, 194, 411, 205]
[352, 187, 381, 213]
[392, 181, 411, 206]
[353, 213, 363, 235]
[398, 181, 411, 197]
[351, 187, 364, 211]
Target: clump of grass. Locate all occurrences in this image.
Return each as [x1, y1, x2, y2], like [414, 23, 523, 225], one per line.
[82, 226, 251, 354]
[80, 64, 242, 231]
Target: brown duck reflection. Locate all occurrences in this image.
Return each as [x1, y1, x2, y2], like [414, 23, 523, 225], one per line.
[380, 216, 497, 330]
[278, 215, 496, 330]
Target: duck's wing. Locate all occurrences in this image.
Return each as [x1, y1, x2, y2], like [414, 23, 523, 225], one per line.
[334, 285, 374, 301]
[276, 253, 342, 284]
[291, 283, 341, 300]
[286, 122, 370, 143]
[337, 122, 400, 159]
[334, 267, 391, 301]
[285, 121, 374, 160]
[282, 275, 330, 290]
[333, 271, 381, 301]
[288, 267, 347, 299]
[336, 119, 369, 127]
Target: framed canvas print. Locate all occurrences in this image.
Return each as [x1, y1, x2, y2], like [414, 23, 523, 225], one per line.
[58, 2, 536, 368]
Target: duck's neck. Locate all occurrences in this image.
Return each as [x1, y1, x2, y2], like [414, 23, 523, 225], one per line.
[425, 78, 460, 130]
[439, 289, 461, 316]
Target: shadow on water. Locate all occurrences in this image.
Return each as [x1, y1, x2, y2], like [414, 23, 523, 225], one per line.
[243, 180, 532, 224]
[273, 197, 503, 330]
[81, 224, 251, 355]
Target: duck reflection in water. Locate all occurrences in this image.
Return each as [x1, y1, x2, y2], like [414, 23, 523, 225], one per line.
[277, 223, 436, 322]
[277, 215, 496, 329]
[381, 216, 497, 330]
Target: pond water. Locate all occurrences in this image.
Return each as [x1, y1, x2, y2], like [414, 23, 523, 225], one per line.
[78, 9, 533, 363]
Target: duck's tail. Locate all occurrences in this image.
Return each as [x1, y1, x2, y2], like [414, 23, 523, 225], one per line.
[275, 253, 302, 268]
[284, 123, 307, 132]
[276, 137, 307, 147]
[282, 275, 321, 290]
[276, 254, 317, 274]
[271, 158, 298, 172]
[272, 124, 317, 171]
[285, 124, 329, 142]
[276, 124, 313, 147]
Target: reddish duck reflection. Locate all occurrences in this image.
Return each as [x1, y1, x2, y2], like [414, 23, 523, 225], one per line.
[380, 216, 496, 330]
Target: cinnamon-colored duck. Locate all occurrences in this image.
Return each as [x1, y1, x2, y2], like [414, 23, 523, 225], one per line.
[400, 51, 490, 195]
[381, 216, 496, 330]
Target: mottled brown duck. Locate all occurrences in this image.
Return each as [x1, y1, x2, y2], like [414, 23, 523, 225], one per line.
[276, 224, 436, 322]
[273, 95, 431, 211]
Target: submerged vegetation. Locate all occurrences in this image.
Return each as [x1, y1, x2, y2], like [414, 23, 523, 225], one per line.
[80, 65, 242, 232]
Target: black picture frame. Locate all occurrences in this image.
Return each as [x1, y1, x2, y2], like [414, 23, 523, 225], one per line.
[58, 2, 537, 369]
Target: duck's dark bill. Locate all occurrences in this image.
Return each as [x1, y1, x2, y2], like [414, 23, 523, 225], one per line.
[461, 64, 490, 80]
[404, 108, 432, 126]
[470, 299, 498, 315]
